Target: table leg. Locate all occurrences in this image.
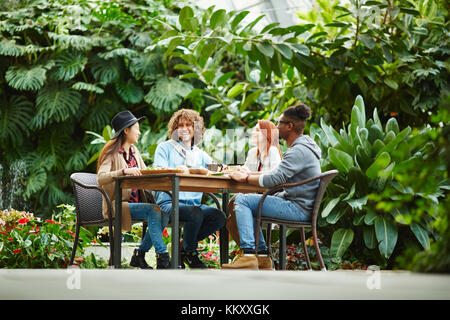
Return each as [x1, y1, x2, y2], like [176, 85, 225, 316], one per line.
[220, 192, 229, 265]
[114, 181, 122, 268]
[171, 176, 180, 269]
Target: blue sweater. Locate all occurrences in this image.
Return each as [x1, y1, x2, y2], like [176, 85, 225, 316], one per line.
[153, 139, 213, 206]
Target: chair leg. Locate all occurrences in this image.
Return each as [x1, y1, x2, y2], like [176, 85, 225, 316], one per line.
[69, 224, 81, 266]
[279, 224, 287, 270]
[300, 227, 312, 270]
[266, 223, 272, 253]
[312, 226, 326, 271]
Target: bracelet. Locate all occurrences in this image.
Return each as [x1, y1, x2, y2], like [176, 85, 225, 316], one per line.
[122, 168, 126, 175]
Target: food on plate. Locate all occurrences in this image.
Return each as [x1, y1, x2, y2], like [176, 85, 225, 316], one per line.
[188, 167, 209, 175]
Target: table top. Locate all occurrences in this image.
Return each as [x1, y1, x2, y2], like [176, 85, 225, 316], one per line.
[114, 172, 266, 194]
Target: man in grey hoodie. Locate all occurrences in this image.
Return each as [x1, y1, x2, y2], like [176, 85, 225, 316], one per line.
[222, 103, 321, 270]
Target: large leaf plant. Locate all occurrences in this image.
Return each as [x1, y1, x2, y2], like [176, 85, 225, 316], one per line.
[311, 95, 447, 267]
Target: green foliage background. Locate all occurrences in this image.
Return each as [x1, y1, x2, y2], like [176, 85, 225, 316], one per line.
[0, 0, 448, 270]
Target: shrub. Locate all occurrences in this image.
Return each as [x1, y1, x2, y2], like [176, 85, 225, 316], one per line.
[310, 95, 446, 267]
[0, 205, 102, 268]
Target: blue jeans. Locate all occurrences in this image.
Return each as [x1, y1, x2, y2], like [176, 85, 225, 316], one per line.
[234, 193, 310, 251]
[158, 201, 226, 251]
[129, 203, 170, 254]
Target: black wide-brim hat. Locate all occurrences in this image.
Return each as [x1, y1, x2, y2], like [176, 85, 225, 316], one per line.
[111, 110, 145, 139]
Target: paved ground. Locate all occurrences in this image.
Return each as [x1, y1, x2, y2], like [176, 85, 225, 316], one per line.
[1, 268, 449, 300]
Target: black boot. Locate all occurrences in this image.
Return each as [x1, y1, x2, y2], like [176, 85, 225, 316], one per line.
[130, 249, 152, 269]
[182, 250, 207, 269]
[156, 252, 171, 269]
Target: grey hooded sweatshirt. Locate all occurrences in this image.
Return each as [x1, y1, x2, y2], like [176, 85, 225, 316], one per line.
[259, 135, 322, 218]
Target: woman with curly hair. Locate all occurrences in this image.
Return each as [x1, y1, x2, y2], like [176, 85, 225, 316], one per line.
[153, 109, 226, 268]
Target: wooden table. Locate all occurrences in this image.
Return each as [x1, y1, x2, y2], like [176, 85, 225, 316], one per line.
[113, 173, 266, 269]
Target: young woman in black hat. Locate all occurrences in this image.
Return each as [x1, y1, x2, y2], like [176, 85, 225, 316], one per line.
[97, 110, 171, 269]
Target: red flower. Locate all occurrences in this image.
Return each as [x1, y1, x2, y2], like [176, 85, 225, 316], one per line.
[12, 249, 21, 254]
[45, 219, 56, 224]
[0, 232, 8, 236]
[162, 228, 169, 238]
[18, 218, 29, 224]
[7, 238, 13, 241]
[28, 226, 40, 234]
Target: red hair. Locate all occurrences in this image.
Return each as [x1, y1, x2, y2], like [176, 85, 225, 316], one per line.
[256, 120, 282, 160]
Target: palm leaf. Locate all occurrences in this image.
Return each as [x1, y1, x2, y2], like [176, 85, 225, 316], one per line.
[115, 79, 144, 104]
[81, 95, 121, 132]
[47, 32, 94, 50]
[5, 65, 47, 91]
[144, 78, 193, 112]
[91, 57, 122, 83]
[0, 95, 34, 147]
[98, 48, 138, 60]
[129, 51, 164, 80]
[72, 82, 104, 94]
[0, 39, 25, 56]
[31, 83, 81, 129]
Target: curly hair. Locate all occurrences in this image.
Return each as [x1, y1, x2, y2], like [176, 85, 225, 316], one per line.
[167, 109, 206, 145]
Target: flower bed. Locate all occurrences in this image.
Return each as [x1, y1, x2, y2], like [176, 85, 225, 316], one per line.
[0, 205, 105, 268]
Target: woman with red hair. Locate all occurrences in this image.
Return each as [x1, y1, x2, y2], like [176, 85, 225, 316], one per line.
[242, 120, 282, 173]
[227, 120, 282, 252]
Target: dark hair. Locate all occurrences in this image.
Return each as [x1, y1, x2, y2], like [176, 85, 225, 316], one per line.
[283, 103, 311, 121]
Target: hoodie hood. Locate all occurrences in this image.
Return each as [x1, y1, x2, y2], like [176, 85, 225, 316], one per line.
[292, 135, 322, 160]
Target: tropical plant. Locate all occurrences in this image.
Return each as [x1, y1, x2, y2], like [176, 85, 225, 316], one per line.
[0, 0, 192, 216]
[310, 95, 447, 267]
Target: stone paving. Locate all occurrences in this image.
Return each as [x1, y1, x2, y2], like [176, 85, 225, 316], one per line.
[1, 268, 449, 300]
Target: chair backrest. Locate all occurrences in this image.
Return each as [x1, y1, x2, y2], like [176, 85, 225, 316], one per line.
[70, 172, 105, 224]
[310, 170, 339, 226]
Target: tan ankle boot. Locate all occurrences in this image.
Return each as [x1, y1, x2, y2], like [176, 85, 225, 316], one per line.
[222, 252, 258, 270]
[257, 255, 274, 270]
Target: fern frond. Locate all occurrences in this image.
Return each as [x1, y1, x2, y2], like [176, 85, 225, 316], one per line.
[24, 167, 47, 199]
[91, 57, 122, 83]
[53, 51, 88, 81]
[72, 82, 104, 94]
[115, 79, 144, 104]
[144, 78, 193, 112]
[5, 65, 47, 91]
[0, 95, 34, 147]
[47, 32, 94, 50]
[98, 48, 138, 60]
[81, 95, 121, 132]
[0, 39, 25, 56]
[129, 51, 164, 80]
[31, 83, 81, 129]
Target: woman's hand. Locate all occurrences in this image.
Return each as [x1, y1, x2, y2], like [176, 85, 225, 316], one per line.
[238, 166, 250, 173]
[229, 171, 248, 182]
[123, 167, 142, 176]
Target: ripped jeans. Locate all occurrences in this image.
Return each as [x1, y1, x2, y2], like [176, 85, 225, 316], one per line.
[233, 193, 310, 252]
[129, 203, 170, 254]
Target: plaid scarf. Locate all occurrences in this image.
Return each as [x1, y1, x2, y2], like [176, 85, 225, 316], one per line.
[119, 146, 139, 203]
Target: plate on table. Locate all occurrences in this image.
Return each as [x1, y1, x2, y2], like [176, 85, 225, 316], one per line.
[140, 169, 185, 174]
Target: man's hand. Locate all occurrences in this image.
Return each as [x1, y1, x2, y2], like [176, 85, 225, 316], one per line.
[229, 171, 248, 182]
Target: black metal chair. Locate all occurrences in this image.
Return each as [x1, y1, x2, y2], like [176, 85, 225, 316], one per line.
[255, 170, 339, 271]
[69, 172, 149, 266]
